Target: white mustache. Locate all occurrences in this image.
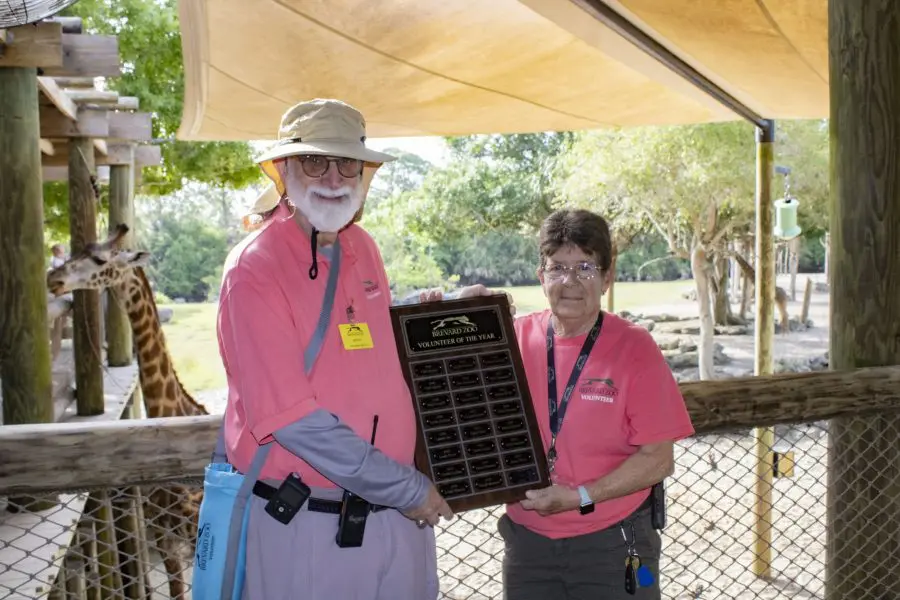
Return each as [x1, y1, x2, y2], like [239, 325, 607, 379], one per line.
[307, 184, 354, 199]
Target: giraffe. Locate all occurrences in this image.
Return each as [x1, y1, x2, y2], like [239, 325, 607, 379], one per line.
[47, 224, 206, 600]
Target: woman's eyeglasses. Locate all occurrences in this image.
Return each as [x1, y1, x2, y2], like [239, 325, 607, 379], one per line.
[294, 155, 364, 178]
[542, 262, 601, 281]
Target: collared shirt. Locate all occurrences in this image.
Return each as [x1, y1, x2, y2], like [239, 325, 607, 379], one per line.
[217, 204, 418, 487]
[506, 310, 695, 538]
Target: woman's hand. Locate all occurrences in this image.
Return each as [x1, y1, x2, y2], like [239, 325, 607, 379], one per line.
[458, 284, 517, 317]
[518, 485, 582, 516]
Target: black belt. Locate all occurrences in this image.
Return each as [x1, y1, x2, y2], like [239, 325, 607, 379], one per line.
[252, 481, 390, 515]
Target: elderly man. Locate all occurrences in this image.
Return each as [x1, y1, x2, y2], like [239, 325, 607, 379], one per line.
[216, 99, 485, 599]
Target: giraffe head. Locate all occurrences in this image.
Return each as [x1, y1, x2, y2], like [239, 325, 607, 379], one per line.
[46, 224, 151, 296]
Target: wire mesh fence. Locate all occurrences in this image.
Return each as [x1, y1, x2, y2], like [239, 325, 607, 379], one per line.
[1, 417, 897, 599]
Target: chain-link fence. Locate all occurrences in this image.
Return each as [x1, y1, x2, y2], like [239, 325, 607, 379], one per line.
[2, 416, 897, 599]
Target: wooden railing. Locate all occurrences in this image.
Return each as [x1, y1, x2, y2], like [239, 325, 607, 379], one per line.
[1, 365, 899, 495]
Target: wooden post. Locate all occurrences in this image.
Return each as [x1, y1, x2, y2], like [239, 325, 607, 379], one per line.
[0, 66, 54, 426]
[800, 277, 813, 324]
[789, 237, 800, 300]
[826, 1, 900, 597]
[106, 147, 134, 366]
[68, 137, 105, 415]
[752, 120, 776, 579]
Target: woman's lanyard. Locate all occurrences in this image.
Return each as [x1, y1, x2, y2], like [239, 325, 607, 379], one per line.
[545, 312, 604, 476]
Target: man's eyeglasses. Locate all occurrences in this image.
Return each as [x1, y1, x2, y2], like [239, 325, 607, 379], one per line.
[294, 155, 364, 179]
[542, 262, 602, 281]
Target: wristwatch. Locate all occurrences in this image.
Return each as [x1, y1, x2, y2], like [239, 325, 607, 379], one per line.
[577, 485, 594, 515]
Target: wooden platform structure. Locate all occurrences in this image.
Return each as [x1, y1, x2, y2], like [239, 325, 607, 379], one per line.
[0, 361, 139, 599]
[0, 14, 159, 600]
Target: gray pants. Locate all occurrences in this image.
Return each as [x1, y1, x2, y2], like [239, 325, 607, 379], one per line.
[242, 489, 439, 600]
[498, 506, 661, 600]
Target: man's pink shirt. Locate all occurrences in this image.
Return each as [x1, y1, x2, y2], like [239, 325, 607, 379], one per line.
[216, 205, 418, 487]
[506, 310, 695, 539]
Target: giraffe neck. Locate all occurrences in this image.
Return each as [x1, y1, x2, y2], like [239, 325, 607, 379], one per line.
[111, 268, 208, 418]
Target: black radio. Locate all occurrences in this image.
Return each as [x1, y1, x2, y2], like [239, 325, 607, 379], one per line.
[335, 415, 379, 548]
[264, 473, 311, 525]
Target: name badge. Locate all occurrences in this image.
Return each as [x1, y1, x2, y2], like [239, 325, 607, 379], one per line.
[339, 323, 374, 350]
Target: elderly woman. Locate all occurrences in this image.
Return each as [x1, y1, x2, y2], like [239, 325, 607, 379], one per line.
[499, 208, 695, 599]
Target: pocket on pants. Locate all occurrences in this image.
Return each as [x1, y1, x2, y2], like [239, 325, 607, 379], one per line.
[424, 525, 439, 599]
[497, 513, 514, 542]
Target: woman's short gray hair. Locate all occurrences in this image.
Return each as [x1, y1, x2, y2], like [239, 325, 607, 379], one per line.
[539, 209, 613, 270]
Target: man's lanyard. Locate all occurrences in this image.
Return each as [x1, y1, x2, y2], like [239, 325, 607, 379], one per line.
[545, 312, 604, 475]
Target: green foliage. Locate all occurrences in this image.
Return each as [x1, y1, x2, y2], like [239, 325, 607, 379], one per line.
[556, 121, 758, 259]
[362, 191, 453, 296]
[62, 0, 261, 196]
[616, 233, 691, 281]
[774, 119, 830, 236]
[140, 215, 229, 302]
[556, 119, 829, 260]
[367, 148, 432, 206]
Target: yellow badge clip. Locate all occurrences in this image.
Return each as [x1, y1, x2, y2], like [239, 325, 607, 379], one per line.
[339, 323, 374, 350]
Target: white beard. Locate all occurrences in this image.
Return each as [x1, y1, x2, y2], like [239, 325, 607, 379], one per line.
[292, 183, 362, 232]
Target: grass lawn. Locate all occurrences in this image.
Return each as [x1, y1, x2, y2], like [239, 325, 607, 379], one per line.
[160, 280, 693, 394]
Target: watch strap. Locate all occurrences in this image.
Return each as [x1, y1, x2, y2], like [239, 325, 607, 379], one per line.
[577, 485, 592, 506]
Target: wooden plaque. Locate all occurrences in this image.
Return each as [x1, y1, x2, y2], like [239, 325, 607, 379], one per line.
[390, 294, 551, 512]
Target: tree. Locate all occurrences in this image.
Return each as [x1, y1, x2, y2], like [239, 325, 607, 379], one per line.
[367, 148, 433, 206]
[62, 0, 261, 195]
[400, 133, 572, 285]
[558, 122, 757, 379]
[557, 119, 830, 379]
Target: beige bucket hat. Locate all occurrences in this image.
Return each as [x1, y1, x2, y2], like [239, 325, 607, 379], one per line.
[247, 98, 396, 220]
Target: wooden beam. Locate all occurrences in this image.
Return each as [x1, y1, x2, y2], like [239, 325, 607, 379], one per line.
[0, 67, 54, 428]
[41, 34, 120, 78]
[0, 22, 63, 69]
[68, 137, 105, 417]
[100, 143, 137, 166]
[36, 76, 77, 120]
[50, 76, 94, 88]
[112, 96, 139, 110]
[44, 17, 83, 34]
[42, 143, 143, 167]
[39, 106, 107, 138]
[66, 89, 119, 104]
[43, 165, 109, 182]
[826, 1, 900, 596]
[108, 111, 152, 141]
[135, 144, 161, 167]
[2, 366, 900, 494]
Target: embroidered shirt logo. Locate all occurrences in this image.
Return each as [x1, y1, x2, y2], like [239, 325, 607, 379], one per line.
[579, 377, 618, 403]
[362, 278, 381, 298]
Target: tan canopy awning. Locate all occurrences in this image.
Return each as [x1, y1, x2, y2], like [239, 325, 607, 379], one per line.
[175, 0, 828, 141]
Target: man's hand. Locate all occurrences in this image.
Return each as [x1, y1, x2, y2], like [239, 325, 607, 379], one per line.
[417, 288, 444, 303]
[401, 481, 454, 526]
[518, 485, 581, 517]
